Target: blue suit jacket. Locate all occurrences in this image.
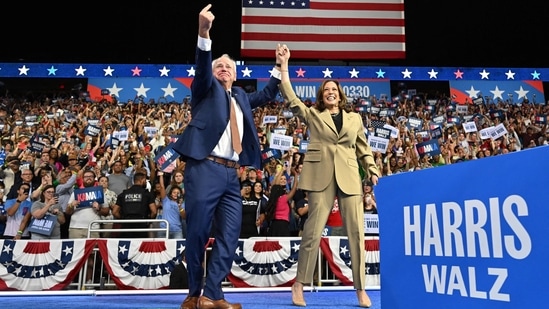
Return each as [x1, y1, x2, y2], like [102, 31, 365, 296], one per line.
[172, 47, 280, 169]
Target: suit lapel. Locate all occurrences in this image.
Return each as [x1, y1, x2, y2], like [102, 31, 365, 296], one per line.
[339, 111, 353, 137]
[320, 110, 337, 135]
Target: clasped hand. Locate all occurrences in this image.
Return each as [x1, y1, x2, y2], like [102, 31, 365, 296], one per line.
[276, 44, 290, 64]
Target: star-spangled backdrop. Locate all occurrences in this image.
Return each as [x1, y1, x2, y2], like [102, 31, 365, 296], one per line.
[2, 63, 547, 104]
[2, 63, 548, 80]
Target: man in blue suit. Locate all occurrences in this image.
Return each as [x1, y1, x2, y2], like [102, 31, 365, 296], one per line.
[174, 4, 288, 309]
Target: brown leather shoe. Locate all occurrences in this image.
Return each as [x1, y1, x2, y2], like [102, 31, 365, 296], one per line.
[180, 296, 199, 309]
[197, 295, 242, 309]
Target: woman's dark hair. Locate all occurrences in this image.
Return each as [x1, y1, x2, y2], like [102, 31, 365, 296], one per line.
[314, 79, 349, 112]
[168, 186, 182, 200]
[40, 184, 56, 202]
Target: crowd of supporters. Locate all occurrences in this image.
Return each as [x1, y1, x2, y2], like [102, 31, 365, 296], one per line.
[0, 88, 548, 239]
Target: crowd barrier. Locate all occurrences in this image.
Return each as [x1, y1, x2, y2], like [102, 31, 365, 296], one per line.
[0, 219, 380, 291]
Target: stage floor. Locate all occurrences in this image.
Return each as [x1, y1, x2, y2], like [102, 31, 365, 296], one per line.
[0, 288, 381, 309]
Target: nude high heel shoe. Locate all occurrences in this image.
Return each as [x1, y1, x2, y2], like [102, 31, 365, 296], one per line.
[292, 282, 306, 307]
[356, 289, 372, 308]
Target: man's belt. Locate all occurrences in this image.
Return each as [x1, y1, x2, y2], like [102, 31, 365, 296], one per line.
[206, 155, 240, 169]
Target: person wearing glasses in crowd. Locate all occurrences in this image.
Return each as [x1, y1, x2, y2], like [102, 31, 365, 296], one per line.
[65, 169, 110, 239]
[30, 184, 65, 239]
[6, 167, 40, 200]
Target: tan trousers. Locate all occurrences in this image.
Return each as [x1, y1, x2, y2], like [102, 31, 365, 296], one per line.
[295, 180, 366, 290]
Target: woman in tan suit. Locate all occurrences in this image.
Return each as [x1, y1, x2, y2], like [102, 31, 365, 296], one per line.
[277, 44, 380, 308]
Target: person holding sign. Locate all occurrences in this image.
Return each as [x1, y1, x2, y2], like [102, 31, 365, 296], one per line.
[29, 184, 65, 239]
[65, 170, 110, 239]
[277, 46, 380, 308]
[172, 4, 286, 309]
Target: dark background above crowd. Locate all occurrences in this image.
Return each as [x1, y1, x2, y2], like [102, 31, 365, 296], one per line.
[1, 1, 548, 68]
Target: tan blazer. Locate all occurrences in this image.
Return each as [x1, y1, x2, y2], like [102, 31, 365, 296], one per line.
[279, 82, 380, 195]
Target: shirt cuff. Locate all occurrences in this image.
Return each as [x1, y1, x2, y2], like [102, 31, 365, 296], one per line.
[271, 67, 282, 80]
[197, 36, 211, 51]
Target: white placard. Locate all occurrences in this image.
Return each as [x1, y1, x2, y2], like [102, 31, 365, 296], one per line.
[269, 133, 293, 151]
[112, 130, 129, 141]
[462, 121, 477, 133]
[262, 115, 277, 124]
[364, 214, 379, 234]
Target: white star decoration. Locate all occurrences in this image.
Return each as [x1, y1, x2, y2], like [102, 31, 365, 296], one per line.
[187, 67, 196, 76]
[3, 244, 13, 254]
[103, 66, 115, 76]
[18, 65, 29, 75]
[427, 69, 438, 79]
[107, 83, 123, 97]
[159, 66, 170, 77]
[134, 83, 151, 97]
[531, 70, 540, 79]
[479, 69, 490, 79]
[118, 244, 128, 254]
[322, 68, 333, 78]
[401, 68, 412, 78]
[241, 67, 252, 77]
[515, 86, 529, 100]
[62, 245, 73, 256]
[505, 70, 515, 80]
[466, 86, 480, 98]
[75, 66, 86, 76]
[349, 68, 359, 78]
[161, 83, 178, 98]
[490, 86, 505, 100]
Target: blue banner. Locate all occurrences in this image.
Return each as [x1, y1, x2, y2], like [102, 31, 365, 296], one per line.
[415, 139, 442, 158]
[257, 78, 391, 102]
[154, 143, 180, 171]
[376, 146, 549, 309]
[261, 148, 282, 165]
[74, 186, 104, 208]
[450, 80, 545, 104]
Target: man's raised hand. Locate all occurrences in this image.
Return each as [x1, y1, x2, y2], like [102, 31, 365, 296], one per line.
[199, 4, 214, 37]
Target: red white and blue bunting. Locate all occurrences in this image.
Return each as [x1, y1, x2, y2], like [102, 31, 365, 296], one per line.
[0, 237, 380, 290]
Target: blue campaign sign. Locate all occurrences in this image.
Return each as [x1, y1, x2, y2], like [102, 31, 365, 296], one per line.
[74, 186, 104, 208]
[154, 143, 180, 171]
[375, 146, 549, 309]
[257, 78, 391, 102]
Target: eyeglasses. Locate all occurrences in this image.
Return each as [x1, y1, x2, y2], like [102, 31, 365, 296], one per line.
[22, 173, 33, 176]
